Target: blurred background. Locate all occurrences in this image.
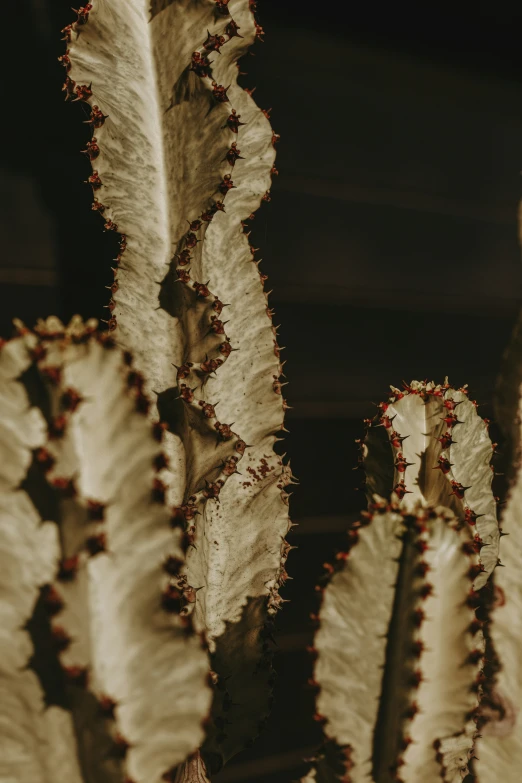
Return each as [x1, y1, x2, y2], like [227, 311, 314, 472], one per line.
[2, 1, 521, 780]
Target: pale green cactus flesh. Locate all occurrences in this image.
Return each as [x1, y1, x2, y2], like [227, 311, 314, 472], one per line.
[0, 318, 212, 783]
[306, 500, 485, 783]
[63, 0, 291, 775]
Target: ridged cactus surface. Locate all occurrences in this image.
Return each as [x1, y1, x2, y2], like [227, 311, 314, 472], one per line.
[0, 318, 211, 783]
[362, 380, 499, 586]
[475, 387, 522, 780]
[303, 380, 503, 782]
[61, 0, 292, 775]
[306, 499, 484, 783]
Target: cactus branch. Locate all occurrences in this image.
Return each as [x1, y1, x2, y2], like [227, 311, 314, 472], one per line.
[0, 331, 82, 783]
[307, 499, 484, 783]
[64, 0, 291, 769]
[1, 319, 212, 782]
[363, 380, 499, 587]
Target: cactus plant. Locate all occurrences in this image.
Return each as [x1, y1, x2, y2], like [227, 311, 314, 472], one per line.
[304, 380, 501, 782]
[53, 0, 292, 777]
[361, 379, 499, 585]
[0, 318, 211, 783]
[0, 0, 291, 777]
[9, 0, 519, 778]
[306, 499, 485, 783]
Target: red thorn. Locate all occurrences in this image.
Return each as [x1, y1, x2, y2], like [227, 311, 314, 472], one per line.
[82, 138, 100, 160]
[86, 499, 105, 521]
[51, 477, 77, 498]
[57, 555, 79, 582]
[42, 585, 64, 616]
[73, 83, 93, 102]
[86, 533, 107, 557]
[224, 109, 245, 133]
[450, 480, 471, 499]
[99, 695, 117, 719]
[63, 665, 89, 688]
[225, 142, 243, 166]
[433, 456, 453, 474]
[73, 4, 93, 25]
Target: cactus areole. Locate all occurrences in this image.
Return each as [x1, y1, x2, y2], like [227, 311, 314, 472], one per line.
[60, 0, 293, 778]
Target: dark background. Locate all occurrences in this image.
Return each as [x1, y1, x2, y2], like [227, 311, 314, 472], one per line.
[2, 1, 521, 780]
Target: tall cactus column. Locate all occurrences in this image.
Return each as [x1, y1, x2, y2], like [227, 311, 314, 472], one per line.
[63, 1, 293, 776]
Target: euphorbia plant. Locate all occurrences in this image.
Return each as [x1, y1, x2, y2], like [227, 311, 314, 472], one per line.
[0, 318, 211, 783]
[63, 0, 294, 776]
[64, 0, 294, 777]
[304, 380, 502, 782]
[0, 1, 293, 781]
[362, 379, 499, 584]
[307, 500, 485, 783]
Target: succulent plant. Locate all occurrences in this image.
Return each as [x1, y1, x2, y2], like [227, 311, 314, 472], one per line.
[57, 0, 293, 778]
[361, 379, 499, 586]
[305, 498, 485, 783]
[304, 380, 502, 782]
[10, 0, 520, 779]
[0, 318, 211, 783]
